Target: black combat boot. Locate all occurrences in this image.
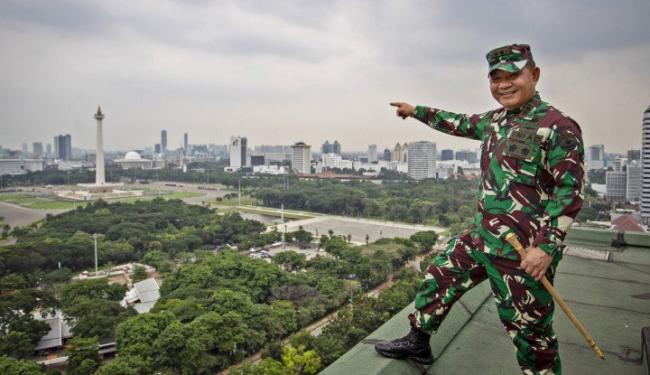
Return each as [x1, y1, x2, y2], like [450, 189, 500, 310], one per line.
[374, 327, 434, 365]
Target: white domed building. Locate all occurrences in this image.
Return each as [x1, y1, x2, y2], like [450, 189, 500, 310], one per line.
[115, 151, 154, 169]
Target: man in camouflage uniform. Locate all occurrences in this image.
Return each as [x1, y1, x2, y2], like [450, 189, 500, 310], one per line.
[375, 44, 584, 374]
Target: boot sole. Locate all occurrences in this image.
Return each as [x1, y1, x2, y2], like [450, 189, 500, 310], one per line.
[375, 346, 434, 365]
[408, 355, 434, 365]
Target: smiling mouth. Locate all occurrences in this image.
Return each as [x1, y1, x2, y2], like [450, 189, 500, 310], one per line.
[499, 91, 517, 97]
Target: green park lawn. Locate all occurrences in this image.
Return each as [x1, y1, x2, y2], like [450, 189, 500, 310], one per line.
[0, 193, 83, 209]
[215, 199, 317, 220]
[0, 191, 205, 210]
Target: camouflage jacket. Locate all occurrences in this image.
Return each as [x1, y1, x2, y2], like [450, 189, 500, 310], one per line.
[414, 93, 584, 259]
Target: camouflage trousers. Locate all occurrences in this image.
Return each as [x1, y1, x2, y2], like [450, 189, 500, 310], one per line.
[411, 237, 561, 375]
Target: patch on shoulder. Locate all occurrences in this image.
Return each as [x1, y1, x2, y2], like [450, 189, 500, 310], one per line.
[558, 132, 578, 150]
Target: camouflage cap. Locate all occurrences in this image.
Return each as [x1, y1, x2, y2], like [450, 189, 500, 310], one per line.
[486, 44, 534, 73]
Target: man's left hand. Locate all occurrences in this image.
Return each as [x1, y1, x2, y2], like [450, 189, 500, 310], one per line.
[520, 247, 552, 281]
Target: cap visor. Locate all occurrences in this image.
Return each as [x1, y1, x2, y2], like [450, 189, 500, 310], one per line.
[489, 60, 528, 73]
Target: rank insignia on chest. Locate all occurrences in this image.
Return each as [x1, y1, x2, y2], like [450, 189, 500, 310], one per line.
[504, 139, 537, 162]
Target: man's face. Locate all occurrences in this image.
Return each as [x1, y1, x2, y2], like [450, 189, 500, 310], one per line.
[489, 66, 540, 110]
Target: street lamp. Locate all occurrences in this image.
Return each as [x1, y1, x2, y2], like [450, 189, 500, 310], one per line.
[93, 233, 98, 275]
[283, 224, 287, 249]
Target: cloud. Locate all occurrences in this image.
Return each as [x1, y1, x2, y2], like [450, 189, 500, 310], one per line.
[0, 0, 648, 152]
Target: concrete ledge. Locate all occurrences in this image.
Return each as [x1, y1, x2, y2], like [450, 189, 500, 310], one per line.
[321, 282, 492, 375]
[643, 327, 649, 375]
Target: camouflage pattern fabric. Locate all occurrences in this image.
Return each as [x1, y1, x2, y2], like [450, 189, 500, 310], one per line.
[486, 44, 534, 73]
[413, 92, 584, 259]
[411, 238, 562, 374]
[410, 92, 583, 374]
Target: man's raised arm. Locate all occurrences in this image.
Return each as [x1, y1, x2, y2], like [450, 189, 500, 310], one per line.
[390, 102, 492, 141]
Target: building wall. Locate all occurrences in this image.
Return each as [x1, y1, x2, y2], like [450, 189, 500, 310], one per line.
[456, 149, 478, 163]
[115, 160, 154, 169]
[161, 130, 167, 152]
[33, 142, 43, 158]
[0, 159, 45, 175]
[251, 155, 265, 166]
[368, 144, 378, 163]
[587, 144, 605, 170]
[393, 143, 409, 163]
[407, 141, 435, 180]
[441, 149, 454, 161]
[229, 136, 247, 169]
[291, 143, 311, 174]
[332, 141, 341, 155]
[54, 134, 72, 160]
[627, 164, 642, 202]
[641, 105, 650, 222]
[321, 141, 332, 155]
[606, 170, 627, 202]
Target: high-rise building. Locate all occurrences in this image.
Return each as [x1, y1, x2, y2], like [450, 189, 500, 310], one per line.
[155, 144, 161, 154]
[586, 144, 605, 170]
[46, 144, 52, 157]
[408, 141, 436, 180]
[606, 170, 627, 202]
[332, 140, 341, 155]
[229, 136, 247, 169]
[183, 133, 188, 153]
[456, 149, 478, 163]
[441, 149, 454, 161]
[54, 134, 72, 160]
[368, 144, 378, 163]
[161, 130, 168, 152]
[641, 105, 650, 223]
[393, 142, 409, 163]
[291, 142, 311, 174]
[321, 141, 332, 155]
[253, 145, 291, 163]
[383, 148, 392, 161]
[628, 149, 641, 161]
[612, 157, 627, 172]
[392, 143, 401, 162]
[626, 163, 642, 202]
[32, 142, 43, 158]
[251, 155, 265, 166]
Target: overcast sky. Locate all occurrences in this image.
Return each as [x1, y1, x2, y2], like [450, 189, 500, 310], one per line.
[1, 0, 649, 153]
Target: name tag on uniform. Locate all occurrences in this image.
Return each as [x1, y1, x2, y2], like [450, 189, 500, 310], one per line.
[504, 123, 540, 162]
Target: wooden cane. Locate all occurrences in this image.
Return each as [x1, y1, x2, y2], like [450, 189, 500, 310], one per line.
[504, 233, 605, 360]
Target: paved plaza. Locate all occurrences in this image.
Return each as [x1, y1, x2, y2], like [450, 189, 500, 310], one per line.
[281, 216, 443, 244]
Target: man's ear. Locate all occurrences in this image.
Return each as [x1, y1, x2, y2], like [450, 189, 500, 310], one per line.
[532, 66, 541, 84]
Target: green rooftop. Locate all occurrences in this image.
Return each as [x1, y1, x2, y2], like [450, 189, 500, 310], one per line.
[323, 228, 650, 374]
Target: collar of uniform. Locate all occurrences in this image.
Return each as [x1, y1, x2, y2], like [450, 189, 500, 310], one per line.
[505, 92, 541, 117]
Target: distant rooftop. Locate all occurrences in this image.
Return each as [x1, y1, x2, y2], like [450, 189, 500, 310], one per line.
[323, 227, 650, 374]
[33, 310, 72, 352]
[121, 277, 160, 314]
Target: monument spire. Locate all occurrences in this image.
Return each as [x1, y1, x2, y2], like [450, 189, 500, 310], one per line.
[94, 106, 105, 185]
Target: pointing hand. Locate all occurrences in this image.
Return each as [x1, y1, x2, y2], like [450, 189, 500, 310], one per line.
[390, 102, 416, 120]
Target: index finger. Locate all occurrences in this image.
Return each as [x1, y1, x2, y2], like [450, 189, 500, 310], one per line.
[389, 102, 403, 107]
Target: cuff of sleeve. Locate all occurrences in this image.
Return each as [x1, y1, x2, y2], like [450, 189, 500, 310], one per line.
[532, 230, 560, 256]
[413, 105, 427, 121]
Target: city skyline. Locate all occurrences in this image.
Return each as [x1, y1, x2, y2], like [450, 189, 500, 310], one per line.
[0, 1, 648, 152]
